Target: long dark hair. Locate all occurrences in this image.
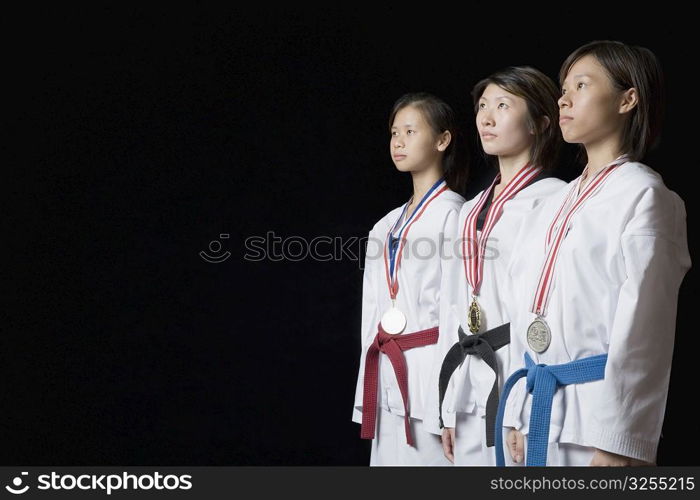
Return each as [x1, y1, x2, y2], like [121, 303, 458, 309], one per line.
[389, 92, 469, 193]
[559, 40, 665, 162]
[471, 66, 562, 172]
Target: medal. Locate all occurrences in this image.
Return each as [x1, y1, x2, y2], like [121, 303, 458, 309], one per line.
[462, 164, 542, 333]
[528, 155, 629, 351]
[467, 296, 481, 333]
[526, 317, 551, 353]
[381, 301, 407, 335]
[383, 178, 448, 334]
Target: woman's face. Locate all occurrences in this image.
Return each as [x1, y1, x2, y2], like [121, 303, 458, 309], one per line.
[558, 54, 625, 146]
[390, 105, 444, 173]
[476, 83, 533, 158]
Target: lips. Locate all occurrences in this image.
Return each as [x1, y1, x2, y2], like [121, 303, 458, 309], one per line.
[559, 115, 573, 124]
[480, 133, 497, 140]
[393, 154, 407, 160]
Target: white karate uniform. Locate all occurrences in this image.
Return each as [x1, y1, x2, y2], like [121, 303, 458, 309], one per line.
[423, 177, 565, 466]
[352, 189, 465, 466]
[502, 162, 691, 465]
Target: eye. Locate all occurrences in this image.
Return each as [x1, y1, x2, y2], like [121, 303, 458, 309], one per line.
[577, 82, 586, 89]
[561, 88, 567, 95]
[407, 129, 416, 135]
[391, 131, 398, 136]
[478, 102, 486, 110]
[498, 102, 508, 109]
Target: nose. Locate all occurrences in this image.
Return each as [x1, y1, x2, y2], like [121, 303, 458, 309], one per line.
[479, 111, 494, 128]
[558, 93, 570, 109]
[393, 135, 404, 148]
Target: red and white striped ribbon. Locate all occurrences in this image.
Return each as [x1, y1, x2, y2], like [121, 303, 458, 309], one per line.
[531, 156, 629, 316]
[463, 164, 542, 296]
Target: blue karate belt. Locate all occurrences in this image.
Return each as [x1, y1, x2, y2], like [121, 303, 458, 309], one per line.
[494, 352, 607, 466]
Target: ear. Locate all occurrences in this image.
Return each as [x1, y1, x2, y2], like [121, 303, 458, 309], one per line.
[436, 130, 452, 151]
[530, 116, 550, 135]
[619, 88, 638, 114]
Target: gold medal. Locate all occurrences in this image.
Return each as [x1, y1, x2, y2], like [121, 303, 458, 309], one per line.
[467, 296, 481, 333]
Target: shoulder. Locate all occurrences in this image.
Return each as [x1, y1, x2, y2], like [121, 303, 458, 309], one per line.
[368, 205, 404, 237]
[528, 177, 568, 194]
[437, 189, 466, 208]
[614, 161, 664, 188]
[429, 189, 466, 219]
[612, 162, 684, 210]
[501, 177, 569, 214]
[517, 177, 568, 204]
[609, 162, 687, 238]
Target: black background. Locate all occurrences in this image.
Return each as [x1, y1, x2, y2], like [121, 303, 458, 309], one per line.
[6, 6, 697, 465]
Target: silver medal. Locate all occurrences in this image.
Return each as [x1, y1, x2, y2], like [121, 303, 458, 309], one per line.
[381, 307, 406, 335]
[527, 318, 551, 353]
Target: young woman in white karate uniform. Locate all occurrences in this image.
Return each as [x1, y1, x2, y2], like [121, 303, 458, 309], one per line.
[352, 93, 468, 465]
[496, 41, 691, 466]
[423, 67, 566, 465]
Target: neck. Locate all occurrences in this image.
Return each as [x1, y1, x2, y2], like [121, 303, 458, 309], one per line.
[583, 135, 625, 178]
[410, 166, 443, 203]
[496, 149, 531, 189]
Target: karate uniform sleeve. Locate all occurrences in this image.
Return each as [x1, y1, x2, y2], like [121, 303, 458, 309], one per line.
[423, 208, 462, 434]
[500, 216, 530, 432]
[352, 227, 383, 424]
[585, 187, 691, 462]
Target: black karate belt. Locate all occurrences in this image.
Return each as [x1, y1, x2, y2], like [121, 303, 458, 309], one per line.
[438, 323, 510, 447]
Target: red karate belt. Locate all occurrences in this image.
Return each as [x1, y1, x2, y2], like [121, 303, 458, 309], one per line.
[360, 323, 439, 446]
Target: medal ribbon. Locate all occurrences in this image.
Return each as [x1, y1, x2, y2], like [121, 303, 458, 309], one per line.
[531, 156, 629, 316]
[463, 164, 542, 296]
[383, 177, 447, 300]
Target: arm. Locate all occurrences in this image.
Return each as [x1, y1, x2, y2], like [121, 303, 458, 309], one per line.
[586, 187, 691, 463]
[352, 227, 383, 423]
[423, 208, 462, 435]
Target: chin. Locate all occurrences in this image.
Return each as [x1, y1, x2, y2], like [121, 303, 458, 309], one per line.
[560, 129, 582, 144]
[394, 164, 414, 173]
[481, 148, 503, 157]
[561, 133, 581, 144]
[480, 143, 506, 156]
